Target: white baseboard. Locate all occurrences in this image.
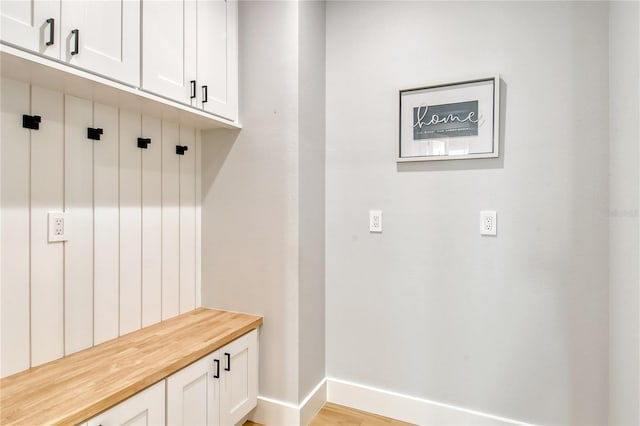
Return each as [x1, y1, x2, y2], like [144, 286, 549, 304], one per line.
[300, 380, 327, 426]
[251, 396, 299, 426]
[326, 378, 536, 426]
[251, 378, 327, 426]
[251, 377, 534, 426]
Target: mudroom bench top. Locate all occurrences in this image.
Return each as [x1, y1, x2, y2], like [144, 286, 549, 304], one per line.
[0, 308, 263, 425]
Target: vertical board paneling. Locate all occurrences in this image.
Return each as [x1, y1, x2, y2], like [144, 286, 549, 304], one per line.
[1, 81, 204, 376]
[141, 115, 162, 327]
[195, 130, 202, 308]
[64, 95, 94, 355]
[93, 103, 120, 345]
[162, 121, 180, 319]
[30, 87, 65, 366]
[119, 110, 142, 335]
[179, 126, 196, 313]
[0, 79, 30, 377]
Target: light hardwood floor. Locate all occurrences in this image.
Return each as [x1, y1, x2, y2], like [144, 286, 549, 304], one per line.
[244, 402, 414, 426]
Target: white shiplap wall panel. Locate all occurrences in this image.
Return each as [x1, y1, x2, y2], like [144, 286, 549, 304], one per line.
[30, 86, 65, 366]
[93, 102, 120, 345]
[141, 115, 162, 327]
[119, 110, 142, 335]
[162, 121, 180, 320]
[64, 95, 94, 355]
[0, 81, 202, 376]
[179, 126, 196, 314]
[195, 131, 202, 308]
[0, 78, 31, 377]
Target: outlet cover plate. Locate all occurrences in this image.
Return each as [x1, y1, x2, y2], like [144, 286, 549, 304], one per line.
[369, 210, 382, 233]
[48, 212, 68, 242]
[480, 210, 497, 236]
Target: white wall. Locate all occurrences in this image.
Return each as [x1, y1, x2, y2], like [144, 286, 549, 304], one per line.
[325, 2, 609, 425]
[609, 2, 640, 425]
[201, 0, 301, 405]
[0, 79, 201, 377]
[298, 0, 326, 401]
[201, 0, 327, 407]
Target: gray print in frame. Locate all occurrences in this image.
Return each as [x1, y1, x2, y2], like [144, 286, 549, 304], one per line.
[399, 75, 500, 162]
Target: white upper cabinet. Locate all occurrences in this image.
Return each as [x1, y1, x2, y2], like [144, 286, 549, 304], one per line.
[1, 0, 140, 86]
[1, 0, 60, 59]
[142, 0, 196, 104]
[60, 0, 140, 86]
[142, 0, 238, 122]
[2, 0, 238, 125]
[196, 0, 238, 121]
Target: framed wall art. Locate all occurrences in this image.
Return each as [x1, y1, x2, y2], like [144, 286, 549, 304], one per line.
[398, 75, 500, 162]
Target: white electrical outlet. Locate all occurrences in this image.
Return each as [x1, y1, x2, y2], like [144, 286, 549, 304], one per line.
[48, 212, 68, 242]
[480, 210, 497, 236]
[369, 210, 382, 233]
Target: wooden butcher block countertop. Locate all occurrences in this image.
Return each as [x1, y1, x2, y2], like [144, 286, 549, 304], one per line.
[0, 308, 263, 425]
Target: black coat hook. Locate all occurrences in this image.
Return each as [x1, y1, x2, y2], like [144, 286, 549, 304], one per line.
[23, 115, 41, 130]
[137, 138, 151, 149]
[176, 145, 188, 155]
[87, 128, 103, 140]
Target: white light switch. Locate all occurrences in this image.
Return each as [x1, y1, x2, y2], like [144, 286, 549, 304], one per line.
[480, 210, 497, 236]
[369, 210, 382, 233]
[48, 212, 68, 242]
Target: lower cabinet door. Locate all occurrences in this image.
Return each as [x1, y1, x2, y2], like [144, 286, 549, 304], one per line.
[91, 329, 259, 426]
[220, 329, 258, 426]
[87, 381, 165, 426]
[166, 352, 220, 426]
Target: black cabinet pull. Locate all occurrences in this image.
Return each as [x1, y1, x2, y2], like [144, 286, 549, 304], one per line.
[190, 80, 196, 99]
[46, 18, 54, 46]
[202, 85, 208, 103]
[213, 359, 220, 378]
[224, 352, 231, 372]
[71, 29, 79, 55]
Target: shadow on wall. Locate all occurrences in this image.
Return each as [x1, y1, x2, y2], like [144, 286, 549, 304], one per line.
[201, 129, 241, 192]
[397, 78, 508, 173]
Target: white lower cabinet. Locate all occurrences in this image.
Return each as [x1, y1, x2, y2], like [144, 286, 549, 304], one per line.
[167, 329, 258, 426]
[87, 381, 165, 426]
[167, 354, 219, 425]
[219, 330, 258, 426]
[85, 329, 257, 426]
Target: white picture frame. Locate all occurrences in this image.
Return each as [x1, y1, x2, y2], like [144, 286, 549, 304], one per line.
[398, 75, 500, 162]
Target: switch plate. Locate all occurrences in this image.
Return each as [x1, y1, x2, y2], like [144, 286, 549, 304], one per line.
[369, 210, 382, 233]
[480, 210, 497, 236]
[48, 212, 68, 242]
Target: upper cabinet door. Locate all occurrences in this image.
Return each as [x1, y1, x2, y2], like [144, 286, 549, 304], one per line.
[1, 0, 60, 59]
[196, 0, 238, 122]
[60, 0, 140, 86]
[142, 0, 196, 104]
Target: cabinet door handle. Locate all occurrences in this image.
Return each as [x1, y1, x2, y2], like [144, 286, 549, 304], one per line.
[46, 18, 54, 46]
[190, 80, 196, 99]
[202, 85, 208, 103]
[71, 29, 79, 55]
[213, 359, 220, 378]
[224, 352, 231, 372]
